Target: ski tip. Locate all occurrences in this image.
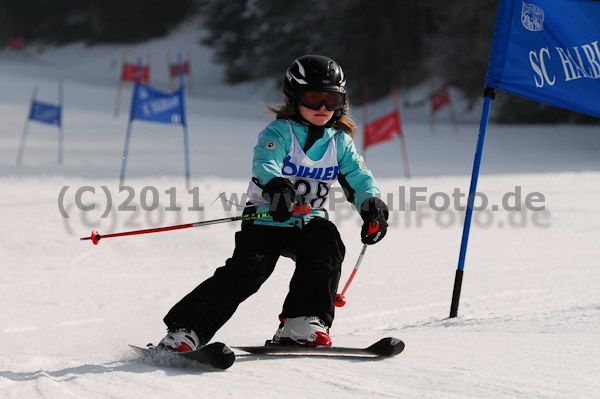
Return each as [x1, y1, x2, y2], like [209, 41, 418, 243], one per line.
[128, 344, 148, 354]
[202, 342, 236, 370]
[366, 337, 405, 357]
[129, 342, 235, 370]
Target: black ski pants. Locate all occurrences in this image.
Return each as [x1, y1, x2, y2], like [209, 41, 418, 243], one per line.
[163, 218, 345, 344]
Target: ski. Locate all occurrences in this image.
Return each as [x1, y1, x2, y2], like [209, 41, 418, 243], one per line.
[234, 337, 404, 358]
[129, 342, 235, 370]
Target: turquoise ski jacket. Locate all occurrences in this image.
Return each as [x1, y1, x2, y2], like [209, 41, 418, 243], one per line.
[249, 119, 381, 228]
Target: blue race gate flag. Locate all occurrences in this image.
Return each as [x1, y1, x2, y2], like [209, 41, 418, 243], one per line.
[18, 83, 64, 166]
[120, 59, 191, 188]
[450, 0, 599, 319]
[130, 84, 186, 125]
[30, 101, 61, 126]
[486, 0, 600, 118]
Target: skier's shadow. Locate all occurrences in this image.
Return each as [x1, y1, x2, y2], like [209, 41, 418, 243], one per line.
[1, 355, 388, 381]
[0, 357, 222, 381]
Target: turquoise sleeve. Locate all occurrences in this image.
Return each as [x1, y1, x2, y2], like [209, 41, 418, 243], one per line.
[251, 121, 291, 186]
[336, 133, 381, 211]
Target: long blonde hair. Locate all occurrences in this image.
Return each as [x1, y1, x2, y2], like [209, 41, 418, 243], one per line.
[266, 98, 357, 139]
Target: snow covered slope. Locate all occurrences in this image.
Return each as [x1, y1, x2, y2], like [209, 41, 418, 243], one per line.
[1, 19, 599, 399]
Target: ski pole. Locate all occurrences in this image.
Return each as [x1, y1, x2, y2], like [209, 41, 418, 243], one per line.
[335, 221, 379, 307]
[81, 204, 315, 245]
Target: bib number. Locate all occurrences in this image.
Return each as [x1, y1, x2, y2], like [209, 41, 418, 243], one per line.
[293, 179, 329, 209]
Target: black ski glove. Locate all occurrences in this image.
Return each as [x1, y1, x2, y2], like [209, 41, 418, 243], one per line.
[262, 177, 297, 222]
[360, 197, 389, 245]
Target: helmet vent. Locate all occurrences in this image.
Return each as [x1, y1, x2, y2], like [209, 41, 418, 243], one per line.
[295, 60, 306, 77]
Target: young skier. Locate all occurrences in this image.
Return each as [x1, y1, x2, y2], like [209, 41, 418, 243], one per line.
[157, 54, 389, 351]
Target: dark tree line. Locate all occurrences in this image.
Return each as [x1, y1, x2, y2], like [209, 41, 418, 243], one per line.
[0, 0, 595, 122]
[197, 0, 596, 123]
[0, 0, 196, 44]
[198, 0, 432, 104]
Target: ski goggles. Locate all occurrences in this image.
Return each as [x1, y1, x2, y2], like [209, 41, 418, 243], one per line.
[298, 91, 345, 111]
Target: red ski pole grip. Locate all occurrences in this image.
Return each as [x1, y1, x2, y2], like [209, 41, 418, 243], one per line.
[367, 221, 379, 236]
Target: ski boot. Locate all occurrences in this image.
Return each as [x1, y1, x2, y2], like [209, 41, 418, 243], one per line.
[157, 328, 200, 352]
[271, 316, 332, 347]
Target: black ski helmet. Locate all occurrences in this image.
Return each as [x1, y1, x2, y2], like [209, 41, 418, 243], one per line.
[283, 55, 348, 122]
